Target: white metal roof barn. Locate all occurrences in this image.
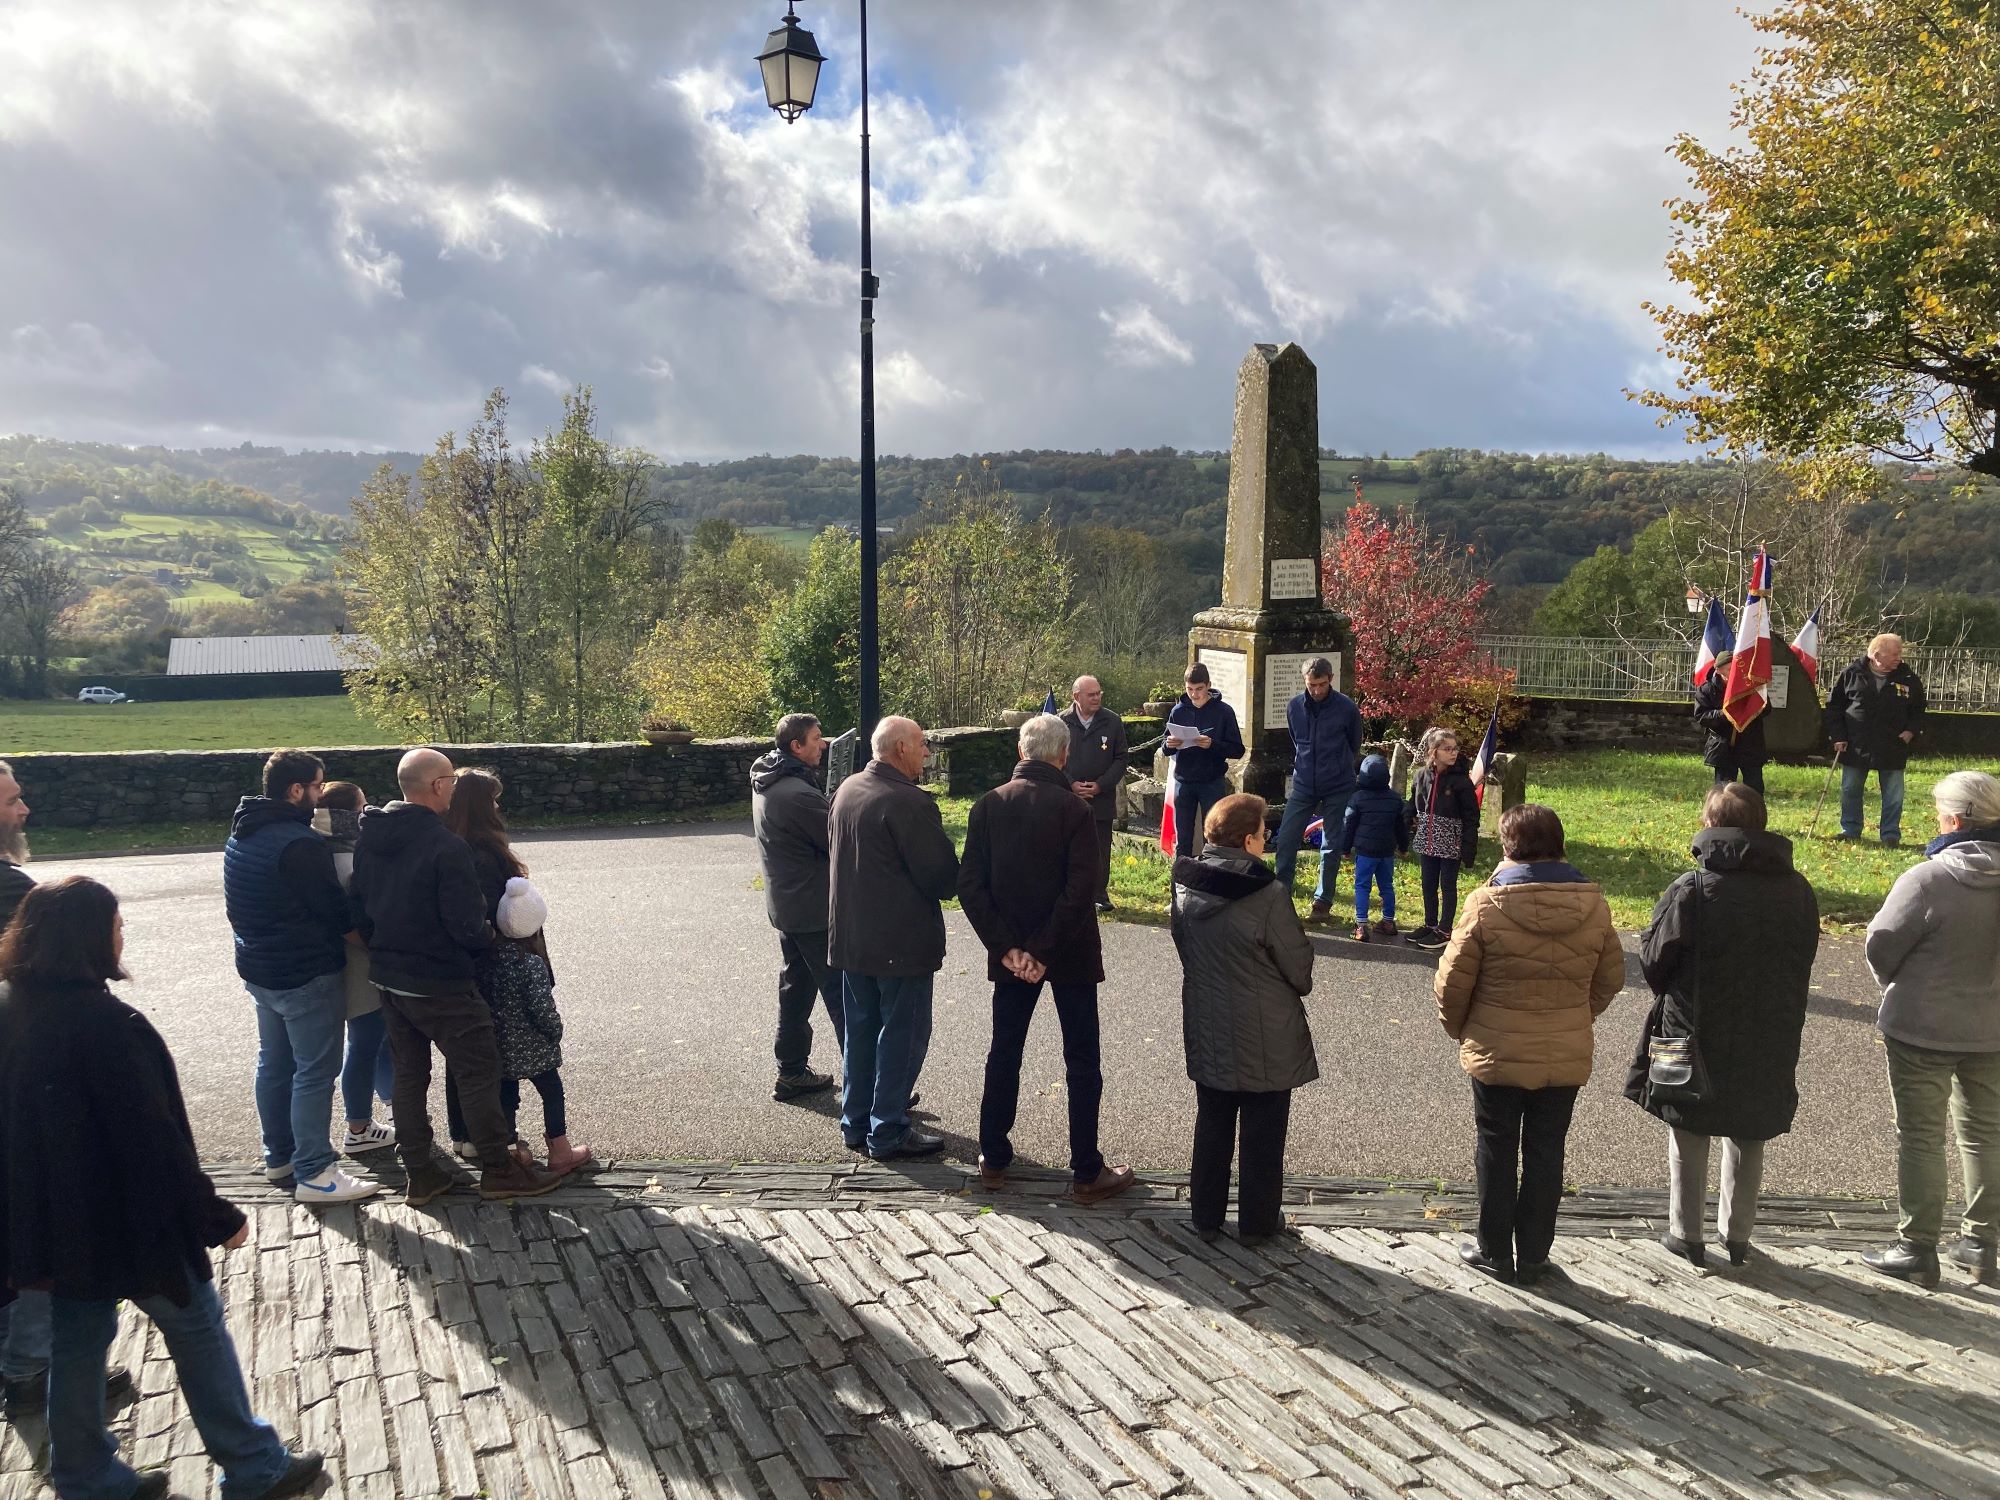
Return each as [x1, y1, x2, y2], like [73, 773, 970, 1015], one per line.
[164, 634, 368, 676]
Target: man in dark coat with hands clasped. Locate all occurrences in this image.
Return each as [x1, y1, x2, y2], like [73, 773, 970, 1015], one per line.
[959, 713, 1137, 1204]
[1061, 675, 1129, 912]
[750, 712, 844, 1102]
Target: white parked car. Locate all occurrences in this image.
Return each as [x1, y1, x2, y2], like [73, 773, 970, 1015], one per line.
[76, 686, 129, 704]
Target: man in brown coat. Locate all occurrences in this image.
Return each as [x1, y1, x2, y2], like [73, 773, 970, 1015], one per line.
[1060, 675, 1129, 912]
[958, 715, 1136, 1204]
[1434, 803, 1625, 1283]
[830, 717, 960, 1159]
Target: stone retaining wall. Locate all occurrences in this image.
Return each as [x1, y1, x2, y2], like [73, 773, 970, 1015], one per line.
[1514, 694, 2000, 760]
[4, 741, 769, 829]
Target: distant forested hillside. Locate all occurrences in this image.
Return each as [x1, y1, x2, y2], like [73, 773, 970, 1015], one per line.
[7, 433, 1998, 605]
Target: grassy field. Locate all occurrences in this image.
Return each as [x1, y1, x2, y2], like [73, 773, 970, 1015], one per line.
[1, 696, 391, 754]
[950, 749, 1943, 933]
[744, 525, 820, 553]
[43, 508, 341, 608]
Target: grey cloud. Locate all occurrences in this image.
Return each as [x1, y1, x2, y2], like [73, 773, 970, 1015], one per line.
[0, 0, 1759, 460]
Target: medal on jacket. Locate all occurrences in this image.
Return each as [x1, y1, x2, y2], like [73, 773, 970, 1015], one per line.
[1100, 736, 1109, 751]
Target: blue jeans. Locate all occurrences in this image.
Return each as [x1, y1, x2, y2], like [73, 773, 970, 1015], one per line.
[841, 973, 934, 1156]
[247, 971, 345, 1183]
[50, 1279, 290, 1499]
[0, 1289, 52, 1381]
[1841, 763, 1906, 842]
[1272, 788, 1351, 903]
[341, 1008, 397, 1125]
[1171, 775, 1232, 858]
[1353, 854, 1395, 923]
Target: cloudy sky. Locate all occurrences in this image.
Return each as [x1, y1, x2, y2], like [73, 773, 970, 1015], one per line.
[0, 1, 1763, 462]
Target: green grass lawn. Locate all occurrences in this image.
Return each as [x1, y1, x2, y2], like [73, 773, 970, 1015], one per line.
[955, 749, 1950, 933]
[1, 695, 391, 754]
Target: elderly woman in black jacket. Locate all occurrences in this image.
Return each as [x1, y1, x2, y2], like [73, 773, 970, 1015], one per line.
[0, 877, 320, 1500]
[1626, 785, 1819, 1268]
[1171, 793, 1319, 1246]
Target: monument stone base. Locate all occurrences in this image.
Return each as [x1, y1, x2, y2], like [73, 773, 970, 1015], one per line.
[1190, 606, 1355, 804]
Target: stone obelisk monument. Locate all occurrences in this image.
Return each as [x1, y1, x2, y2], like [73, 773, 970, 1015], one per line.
[1189, 343, 1354, 803]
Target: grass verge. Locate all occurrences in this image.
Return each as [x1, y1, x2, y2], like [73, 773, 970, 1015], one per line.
[2, 695, 393, 754]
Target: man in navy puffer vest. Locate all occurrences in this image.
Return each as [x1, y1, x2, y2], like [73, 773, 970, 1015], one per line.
[223, 750, 380, 1205]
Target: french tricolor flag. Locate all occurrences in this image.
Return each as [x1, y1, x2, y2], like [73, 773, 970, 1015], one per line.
[1722, 550, 1774, 734]
[1468, 703, 1500, 806]
[1692, 596, 1733, 686]
[1791, 606, 1822, 687]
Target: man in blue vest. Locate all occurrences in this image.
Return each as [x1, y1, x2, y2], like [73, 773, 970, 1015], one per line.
[223, 750, 381, 1205]
[1271, 657, 1364, 917]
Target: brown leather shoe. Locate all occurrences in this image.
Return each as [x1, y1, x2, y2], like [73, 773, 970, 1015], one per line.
[1069, 1164, 1137, 1205]
[977, 1154, 1006, 1190]
[478, 1155, 562, 1201]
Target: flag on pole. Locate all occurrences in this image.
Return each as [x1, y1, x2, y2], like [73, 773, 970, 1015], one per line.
[1790, 606, 1822, 687]
[1692, 597, 1733, 685]
[1468, 702, 1501, 806]
[1721, 550, 1774, 733]
[1041, 687, 1059, 715]
[1158, 753, 1178, 855]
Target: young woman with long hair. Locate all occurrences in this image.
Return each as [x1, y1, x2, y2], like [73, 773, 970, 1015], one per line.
[443, 769, 592, 1175]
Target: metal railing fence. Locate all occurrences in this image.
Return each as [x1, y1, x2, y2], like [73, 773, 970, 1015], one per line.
[1477, 635, 2000, 713]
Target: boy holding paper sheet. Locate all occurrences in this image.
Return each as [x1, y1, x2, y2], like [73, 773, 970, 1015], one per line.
[1164, 664, 1246, 858]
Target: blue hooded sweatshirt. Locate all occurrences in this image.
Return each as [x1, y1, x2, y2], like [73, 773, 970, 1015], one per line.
[1340, 755, 1410, 858]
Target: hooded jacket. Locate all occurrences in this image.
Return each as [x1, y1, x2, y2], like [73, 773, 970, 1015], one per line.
[1164, 692, 1246, 786]
[750, 749, 833, 934]
[828, 760, 961, 977]
[1435, 863, 1626, 1088]
[348, 801, 492, 994]
[1169, 849, 1319, 1093]
[0, 981, 244, 1307]
[1340, 755, 1410, 859]
[1623, 827, 1819, 1139]
[1285, 688, 1363, 800]
[957, 759, 1103, 985]
[1866, 837, 2000, 1051]
[1824, 657, 1926, 770]
[222, 796, 349, 990]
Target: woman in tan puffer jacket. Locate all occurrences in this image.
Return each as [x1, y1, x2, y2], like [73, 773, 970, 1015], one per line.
[1435, 803, 1625, 1284]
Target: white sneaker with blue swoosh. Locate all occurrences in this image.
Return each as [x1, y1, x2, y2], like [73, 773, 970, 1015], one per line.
[293, 1167, 380, 1205]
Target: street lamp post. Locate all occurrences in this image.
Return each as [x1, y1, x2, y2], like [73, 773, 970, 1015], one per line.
[758, 1, 881, 738]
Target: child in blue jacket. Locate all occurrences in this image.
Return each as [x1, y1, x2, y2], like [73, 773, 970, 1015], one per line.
[1340, 754, 1410, 941]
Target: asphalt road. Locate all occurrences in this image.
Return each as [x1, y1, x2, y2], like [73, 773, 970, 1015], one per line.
[38, 823, 1909, 1195]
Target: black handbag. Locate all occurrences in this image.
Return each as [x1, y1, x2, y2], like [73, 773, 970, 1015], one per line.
[1645, 886, 1711, 1106]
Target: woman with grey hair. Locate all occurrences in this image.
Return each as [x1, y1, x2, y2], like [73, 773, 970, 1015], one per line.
[1862, 769, 2000, 1287]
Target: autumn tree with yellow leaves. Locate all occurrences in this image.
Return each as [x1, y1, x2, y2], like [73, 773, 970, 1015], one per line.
[1643, 0, 2000, 488]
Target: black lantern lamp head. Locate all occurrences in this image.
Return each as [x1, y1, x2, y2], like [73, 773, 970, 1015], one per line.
[757, 3, 825, 123]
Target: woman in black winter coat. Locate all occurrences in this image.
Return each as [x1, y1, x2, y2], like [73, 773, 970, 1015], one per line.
[0, 877, 319, 1500]
[1693, 650, 1767, 794]
[1624, 784, 1819, 1268]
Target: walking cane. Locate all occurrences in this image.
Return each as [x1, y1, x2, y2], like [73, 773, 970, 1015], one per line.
[1807, 745, 1843, 841]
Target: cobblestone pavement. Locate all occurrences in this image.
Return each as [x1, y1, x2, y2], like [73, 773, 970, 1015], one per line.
[3, 1161, 1997, 1499]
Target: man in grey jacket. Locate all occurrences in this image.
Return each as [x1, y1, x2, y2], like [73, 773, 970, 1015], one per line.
[751, 713, 844, 1102]
[1861, 769, 2000, 1288]
[829, 717, 960, 1159]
